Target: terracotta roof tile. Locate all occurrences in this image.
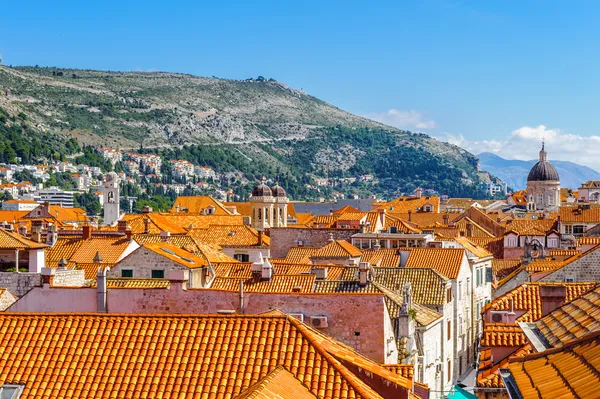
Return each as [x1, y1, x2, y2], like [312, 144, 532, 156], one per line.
[506, 331, 600, 398]
[360, 249, 401, 268]
[404, 247, 466, 279]
[141, 242, 209, 269]
[311, 240, 362, 258]
[234, 366, 318, 399]
[284, 246, 320, 264]
[454, 236, 493, 258]
[492, 259, 522, 278]
[171, 195, 234, 214]
[188, 225, 269, 247]
[0, 313, 410, 399]
[476, 344, 533, 389]
[69, 237, 134, 265]
[210, 274, 317, 293]
[559, 205, 600, 223]
[535, 284, 600, 348]
[88, 278, 171, 289]
[481, 324, 528, 347]
[0, 228, 47, 249]
[484, 282, 596, 322]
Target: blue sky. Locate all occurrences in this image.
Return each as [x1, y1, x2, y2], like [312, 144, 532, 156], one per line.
[2, 1, 600, 167]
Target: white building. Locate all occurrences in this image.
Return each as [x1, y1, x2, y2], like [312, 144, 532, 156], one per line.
[194, 166, 216, 179]
[1, 199, 40, 211]
[38, 187, 75, 208]
[526, 143, 560, 212]
[103, 172, 120, 226]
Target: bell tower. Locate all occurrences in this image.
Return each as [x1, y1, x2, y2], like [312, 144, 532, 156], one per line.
[103, 172, 120, 226]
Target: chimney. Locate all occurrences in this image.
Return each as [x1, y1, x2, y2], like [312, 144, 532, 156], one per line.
[257, 229, 264, 246]
[31, 225, 42, 243]
[46, 225, 58, 246]
[41, 267, 55, 287]
[117, 220, 127, 232]
[143, 218, 150, 234]
[373, 240, 381, 251]
[312, 266, 328, 280]
[82, 225, 92, 240]
[466, 221, 473, 237]
[408, 210, 412, 222]
[160, 231, 171, 242]
[377, 208, 386, 226]
[506, 298, 516, 324]
[58, 257, 68, 270]
[125, 227, 133, 241]
[443, 213, 449, 225]
[175, 205, 180, 213]
[358, 261, 370, 285]
[416, 188, 422, 199]
[262, 258, 273, 282]
[97, 267, 108, 313]
[169, 269, 189, 291]
[18, 225, 27, 236]
[540, 285, 567, 316]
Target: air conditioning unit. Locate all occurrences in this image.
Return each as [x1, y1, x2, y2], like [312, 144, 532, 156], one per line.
[309, 316, 328, 328]
[289, 313, 304, 322]
[490, 311, 510, 323]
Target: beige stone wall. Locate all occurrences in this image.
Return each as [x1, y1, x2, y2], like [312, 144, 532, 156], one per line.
[541, 248, 600, 282]
[0, 289, 16, 310]
[53, 270, 85, 287]
[269, 227, 356, 258]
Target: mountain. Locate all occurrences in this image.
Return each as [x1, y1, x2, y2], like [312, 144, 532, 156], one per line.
[478, 152, 600, 191]
[0, 65, 494, 200]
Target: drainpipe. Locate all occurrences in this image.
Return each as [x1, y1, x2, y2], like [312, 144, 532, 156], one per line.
[14, 249, 19, 273]
[239, 281, 245, 314]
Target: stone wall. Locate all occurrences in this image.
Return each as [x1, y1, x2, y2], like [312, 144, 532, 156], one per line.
[269, 227, 356, 258]
[0, 272, 41, 297]
[53, 269, 86, 287]
[541, 247, 600, 282]
[0, 289, 16, 311]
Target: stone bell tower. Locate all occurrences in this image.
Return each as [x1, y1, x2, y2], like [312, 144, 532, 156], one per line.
[103, 172, 120, 226]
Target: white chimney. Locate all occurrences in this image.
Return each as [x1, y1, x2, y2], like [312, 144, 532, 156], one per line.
[160, 231, 171, 242]
[97, 267, 108, 313]
[262, 258, 273, 281]
[358, 261, 369, 285]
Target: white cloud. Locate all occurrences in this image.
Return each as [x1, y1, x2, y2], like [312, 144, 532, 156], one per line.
[364, 109, 437, 130]
[437, 125, 600, 171]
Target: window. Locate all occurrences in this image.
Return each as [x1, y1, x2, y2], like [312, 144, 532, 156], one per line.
[458, 282, 462, 300]
[447, 320, 451, 340]
[537, 194, 543, 203]
[548, 237, 558, 248]
[151, 270, 164, 279]
[566, 277, 575, 283]
[234, 254, 250, 262]
[121, 269, 133, 278]
[508, 237, 517, 247]
[466, 277, 470, 291]
[446, 287, 453, 303]
[573, 225, 585, 236]
[448, 360, 452, 382]
[565, 225, 573, 235]
[485, 267, 493, 283]
[0, 385, 24, 399]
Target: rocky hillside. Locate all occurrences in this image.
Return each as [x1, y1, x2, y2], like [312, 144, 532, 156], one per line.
[0, 65, 494, 199]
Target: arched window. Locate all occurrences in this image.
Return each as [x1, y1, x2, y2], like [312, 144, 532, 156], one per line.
[258, 208, 262, 220]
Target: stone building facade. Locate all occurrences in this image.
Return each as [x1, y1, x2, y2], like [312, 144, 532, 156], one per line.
[526, 143, 560, 212]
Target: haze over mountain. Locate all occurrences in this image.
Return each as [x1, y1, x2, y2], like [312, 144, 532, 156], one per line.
[478, 152, 600, 191]
[0, 65, 499, 200]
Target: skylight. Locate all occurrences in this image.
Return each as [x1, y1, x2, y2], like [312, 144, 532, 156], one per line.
[0, 385, 24, 399]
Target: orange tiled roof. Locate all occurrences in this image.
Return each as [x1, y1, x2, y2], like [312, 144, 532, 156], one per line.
[188, 225, 269, 247]
[404, 247, 466, 279]
[382, 364, 414, 379]
[484, 282, 596, 322]
[559, 205, 600, 223]
[311, 215, 338, 228]
[133, 233, 207, 252]
[170, 196, 233, 215]
[315, 267, 448, 305]
[492, 259, 522, 277]
[476, 344, 532, 389]
[548, 249, 581, 257]
[506, 331, 600, 398]
[69, 237, 134, 265]
[360, 249, 401, 268]
[577, 236, 600, 246]
[524, 258, 570, 273]
[375, 195, 440, 214]
[0, 210, 29, 224]
[141, 242, 209, 269]
[481, 324, 528, 347]
[284, 246, 320, 264]
[0, 313, 411, 399]
[389, 212, 456, 228]
[311, 240, 362, 258]
[234, 366, 318, 399]
[0, 228, 47, 249]
[88, 278, 171, 289]
[382, 214, 422, 234]
[210, 274, 317, 293]
[335, 212, 367, 222]
[535, 284, 600, 348]
[121, 214, 187, 234]
[454, 236, 493, 258]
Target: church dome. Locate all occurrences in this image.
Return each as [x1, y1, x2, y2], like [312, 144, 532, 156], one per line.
[252, 183, 272, 197]
[527, 143, 559, 182]
[271, 184, 287, 198]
